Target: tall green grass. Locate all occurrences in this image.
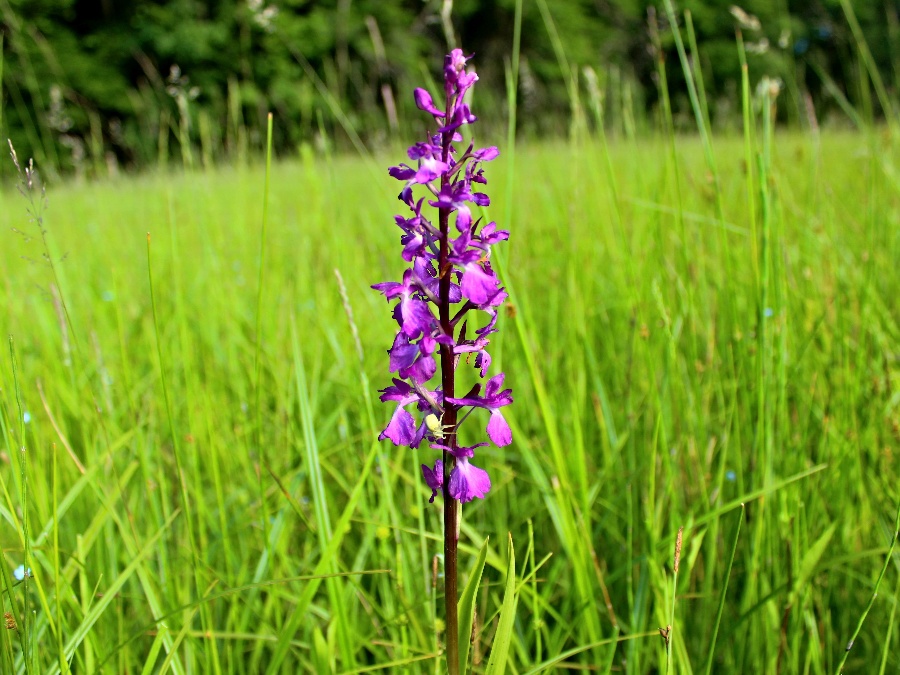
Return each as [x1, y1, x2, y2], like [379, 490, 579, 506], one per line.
[1, 5, 900, 670]
[1, 110, 898, 673]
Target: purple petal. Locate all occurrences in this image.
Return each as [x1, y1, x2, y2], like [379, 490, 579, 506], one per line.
[411, 417, 428, 448]
[389, 165, 416, 181]
[448, 49, 468, 72]
[484, 373, 505, 398]
[400, 232, 425, 262]
[456, 70, 478, 92]
[474, 146, 499, 161]
[422, 460, 444, 502]
[401, 353, 436, 384]
[486, 288, 508, 307]
[400, 296, 434, 338]
[378, 378, 414, 402]
[478, 222, 509, 245]
[486, 409, 512, 446]
[438, 104, 478, 133]
[449, 459, 491, 502]
[379, 406, 416, 446]
[414, 88, 445, 116]
[430, 442, 487, 460]
[446, 395, 484, 408]
[407, 142, 433, 160]
[474, 350, 492, 377]
[455, 206, 472, 233]
[371, 280, 403, 298]
[388, 333, 418, 372]
[452, 230, 472, 257]
[460, 261, 500, 305]
[414, 157, 450, 184]
[476, 310, 499, 335]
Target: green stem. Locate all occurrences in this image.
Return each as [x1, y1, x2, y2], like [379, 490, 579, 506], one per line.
[704, 505, 744, 675]
[835, 495, 900, 674]
[254, 113, 274, 565]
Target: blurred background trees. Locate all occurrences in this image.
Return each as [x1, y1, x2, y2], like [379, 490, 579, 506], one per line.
[0, 0, 896, 174]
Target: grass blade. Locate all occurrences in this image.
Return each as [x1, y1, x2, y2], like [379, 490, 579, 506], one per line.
[703, 505, 744, 675]
[485, 533, 517, 675]
[458, 537, 489, 673]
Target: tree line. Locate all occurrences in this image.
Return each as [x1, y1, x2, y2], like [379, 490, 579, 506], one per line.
[0, 0, 896, 175]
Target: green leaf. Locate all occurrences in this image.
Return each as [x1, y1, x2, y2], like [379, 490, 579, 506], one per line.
[791, 522, 837, 606]
[485, 533, 518, 675]
[458, 537, 490, 673]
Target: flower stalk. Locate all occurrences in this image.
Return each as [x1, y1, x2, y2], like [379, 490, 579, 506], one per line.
[438, 122, 461, 673]
[373, 49, 512, 675]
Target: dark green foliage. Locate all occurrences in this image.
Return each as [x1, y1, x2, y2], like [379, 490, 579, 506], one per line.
[0, 0, 895, 173]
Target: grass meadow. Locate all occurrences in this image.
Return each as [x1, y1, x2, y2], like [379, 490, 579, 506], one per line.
[2, 54, 900, 675]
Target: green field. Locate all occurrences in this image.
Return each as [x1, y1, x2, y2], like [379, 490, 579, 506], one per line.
[0, 120, 899, 674]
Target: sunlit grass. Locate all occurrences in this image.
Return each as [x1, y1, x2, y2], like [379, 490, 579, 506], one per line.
[0, 125, 898, 673]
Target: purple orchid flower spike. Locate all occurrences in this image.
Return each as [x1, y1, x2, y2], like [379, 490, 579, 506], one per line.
[373, 48, 511, 494]
[372, 46, 513, 675]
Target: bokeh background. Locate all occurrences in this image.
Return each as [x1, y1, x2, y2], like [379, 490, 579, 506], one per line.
[0, 0, 895, 174]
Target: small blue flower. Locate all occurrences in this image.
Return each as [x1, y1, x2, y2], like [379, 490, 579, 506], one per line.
[23, 412, 31, 424]
[763, 307, 774, 318]
[725, 470, 736, 482]
[13, 565, 32, 581]
[793, 38, 810, 55]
